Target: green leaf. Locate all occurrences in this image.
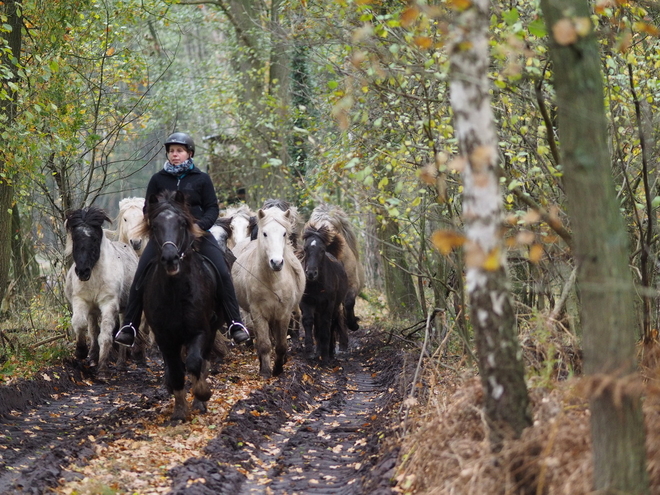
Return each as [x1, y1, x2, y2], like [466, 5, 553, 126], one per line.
[652, 196, 660, 208]
[327, 80, 338, 90]
[502, 9, 519, 26]
[528, 18, 547, 38]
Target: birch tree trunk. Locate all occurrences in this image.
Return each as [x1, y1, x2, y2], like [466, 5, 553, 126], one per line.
[448, 0, 531, 448]
[540, 0, 649, 491]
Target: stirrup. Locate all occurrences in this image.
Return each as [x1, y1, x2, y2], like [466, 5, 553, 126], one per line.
[228, 321, 251, 344]
[115, 324, 137, 348]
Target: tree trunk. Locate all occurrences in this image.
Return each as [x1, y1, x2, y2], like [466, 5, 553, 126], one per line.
[448, 0, 531, 448]
[0, 0, 21, 308]
[540, 0, 650, 492]
[377, 213, 420, 319]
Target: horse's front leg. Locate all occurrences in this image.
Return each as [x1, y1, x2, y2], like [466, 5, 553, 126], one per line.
[272, 317, 289, 377]
[71, 301, 91, 361]
[252, 315, 273, 378]
[186, 329, 212, 404]
[97, 303, 119, 378]
[313, 307, 332, 363]
[300, 300, 316, 358]
[86, 309, 102, 367]
[162, 347, 188, 421]
[191, 359, 211, 413]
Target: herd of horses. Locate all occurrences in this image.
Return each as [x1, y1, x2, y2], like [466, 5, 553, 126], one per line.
[64, 192, 365, 420]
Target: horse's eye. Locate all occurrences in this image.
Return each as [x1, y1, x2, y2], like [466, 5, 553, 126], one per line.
[283, 232, 286, 237]
[263, 232, 267, 237]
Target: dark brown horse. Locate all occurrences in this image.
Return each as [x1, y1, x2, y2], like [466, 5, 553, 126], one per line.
[141, 190, 221, 421]
[306, 204, 364, 331]
[300, 224, 350, 361]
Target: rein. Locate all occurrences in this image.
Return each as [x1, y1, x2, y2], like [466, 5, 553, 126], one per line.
[232, 255, 284, 304]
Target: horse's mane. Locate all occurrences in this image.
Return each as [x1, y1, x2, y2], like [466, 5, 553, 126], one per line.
[213, 216, 233, 236]
[307, 204, 359, 259]
[302, 224, 344, 259]
[140, 190, 205, 241]
[118, 196, 145, 213]
[224, 203, 253, 220]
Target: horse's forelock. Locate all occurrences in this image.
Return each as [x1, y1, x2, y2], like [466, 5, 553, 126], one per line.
[66, 207, 110, 232]
[145, 191, 203, 241]
[259, 208, 292, 233]
[119, 197, 145, 213]
[303, 225, 344, 259]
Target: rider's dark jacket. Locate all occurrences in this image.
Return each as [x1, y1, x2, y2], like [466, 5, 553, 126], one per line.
[145, 167, 219, 231]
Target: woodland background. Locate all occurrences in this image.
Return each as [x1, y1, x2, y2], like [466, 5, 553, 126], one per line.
[1, 0, 660, 493]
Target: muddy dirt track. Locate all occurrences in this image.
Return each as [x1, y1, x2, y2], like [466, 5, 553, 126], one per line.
[0, 327, 404, 494]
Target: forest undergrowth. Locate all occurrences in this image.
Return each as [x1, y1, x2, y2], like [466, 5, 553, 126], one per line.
[394, 317, 660, 495]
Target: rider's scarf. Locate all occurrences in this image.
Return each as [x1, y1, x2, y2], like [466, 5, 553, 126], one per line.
[163, 158, 194, 177]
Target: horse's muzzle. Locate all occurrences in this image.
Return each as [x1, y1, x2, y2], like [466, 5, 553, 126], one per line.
[270, 259, 284, 271]
[164, 260, 180, 276]
[75, 268, 92, 281]
[305, 269, 318, 281]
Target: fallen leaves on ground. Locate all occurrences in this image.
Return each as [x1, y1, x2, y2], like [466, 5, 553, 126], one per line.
[53, 347, 264, 495]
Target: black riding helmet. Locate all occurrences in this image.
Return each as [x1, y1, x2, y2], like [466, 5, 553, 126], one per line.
[165, 132, 195, 158]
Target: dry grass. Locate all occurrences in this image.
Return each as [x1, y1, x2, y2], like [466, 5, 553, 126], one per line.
[394, 332, 660, 495]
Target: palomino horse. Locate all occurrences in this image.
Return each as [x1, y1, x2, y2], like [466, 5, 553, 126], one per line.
[140, 190, 221, 421]
[64, 207, 138, 379]
[116, 197, 147, 256]
[300, 224, 350, 361]
[232, 207, 305, 378]
[306, 204, 365, 331]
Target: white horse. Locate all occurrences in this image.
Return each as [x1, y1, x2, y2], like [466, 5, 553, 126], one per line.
[231, 207, 305, 378]
[224, 203, 254, 250]
[64, 207, 139, 379]
[116, 197, 147, 256]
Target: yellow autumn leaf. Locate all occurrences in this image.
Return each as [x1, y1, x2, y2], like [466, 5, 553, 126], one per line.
[552, 18, 578, 45]
[431, 230, 465, 255]
[516, 230, 535, 245]
[419, 162, 437, 185]
[573, 17, 592, 37]
[633, 22, 660, 36]
[470, 145, 494, 172]
[413, 36, 433, 50]
[447, 0, 472, 11]
[521, 209, 541, 224]
[400, 6, 420, 28]
[483, 248, 501, 271]
[529, 243, 544, 263]
[106, 46, 116, 56]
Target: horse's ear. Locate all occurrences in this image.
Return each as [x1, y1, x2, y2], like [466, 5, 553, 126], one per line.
[284, 209, 291, 219]
[258, 209, 265, 220]
[174, 190, 186, 206]
[148, 194, 159, 206]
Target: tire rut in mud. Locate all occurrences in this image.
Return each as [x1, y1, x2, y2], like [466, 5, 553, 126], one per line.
[0, 329, 402, 495]
[168, 334, 402, 495]
[0, 361, 167, 494]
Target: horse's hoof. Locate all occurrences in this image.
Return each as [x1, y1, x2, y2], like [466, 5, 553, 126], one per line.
[259, 369, 272, 379]
[75, 344, 88, 361]
[192, 398, 207, 414]
[96, 370, 111, 382]
[192, 382, 212, 402]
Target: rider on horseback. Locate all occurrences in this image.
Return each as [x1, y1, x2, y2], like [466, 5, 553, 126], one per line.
[114, 132, 251, 347]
